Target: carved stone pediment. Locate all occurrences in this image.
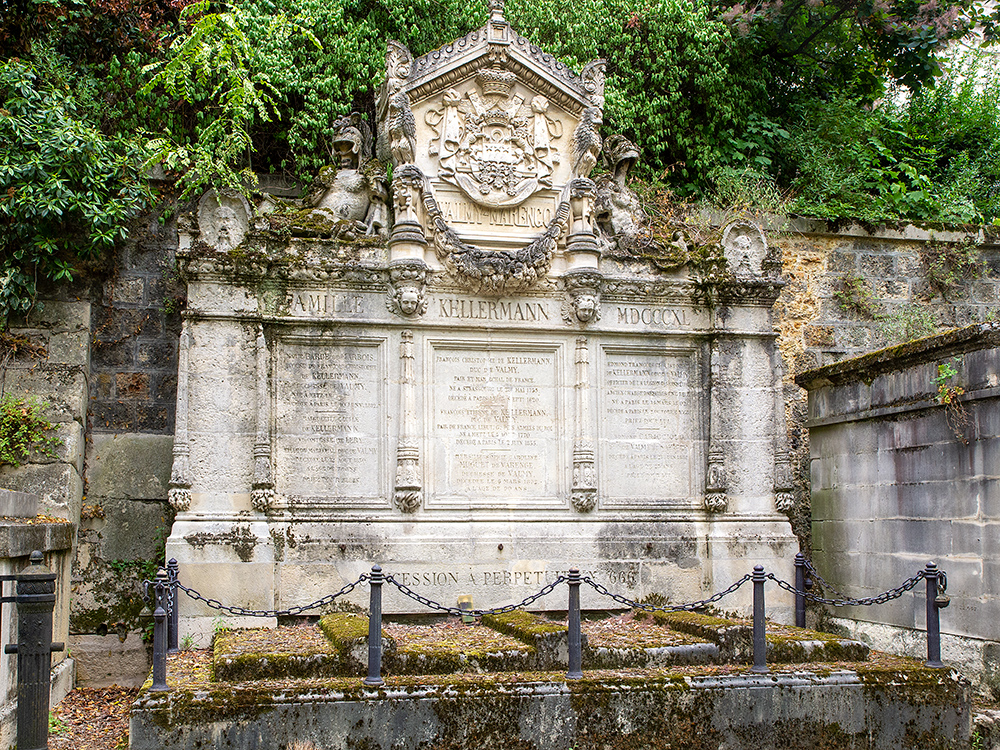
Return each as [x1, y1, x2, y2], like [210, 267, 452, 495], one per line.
[377, 0, 605, 292]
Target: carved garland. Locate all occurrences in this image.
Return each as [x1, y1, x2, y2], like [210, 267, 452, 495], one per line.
[398, 165, 571, 296]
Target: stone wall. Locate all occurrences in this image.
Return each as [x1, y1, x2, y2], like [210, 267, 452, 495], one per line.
[771, 221, 1000, 548]
[796, 324, 1000, 698]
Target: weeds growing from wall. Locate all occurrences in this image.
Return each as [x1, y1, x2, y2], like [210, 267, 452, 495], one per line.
[920, 238, 987, 298]
[0, 392, 61, 466]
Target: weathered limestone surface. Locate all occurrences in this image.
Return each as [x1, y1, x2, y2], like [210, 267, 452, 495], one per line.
[166, 4, 798, 639]
[129, 667, 971, 750]
[797, 323, 1000, 697]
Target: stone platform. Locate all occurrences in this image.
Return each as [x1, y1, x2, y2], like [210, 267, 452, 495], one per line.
[129, 612, 972, 749]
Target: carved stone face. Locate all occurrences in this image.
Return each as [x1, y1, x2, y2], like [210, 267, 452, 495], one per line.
[574, 293, 597, 323]
[334, 137, 360, 170]
[399, 287, 420, 316]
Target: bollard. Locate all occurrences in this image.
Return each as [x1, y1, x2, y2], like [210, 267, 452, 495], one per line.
[5, 551, 64, 750]
[794, 553, 807, 628]
[566, 569, 582, 680]
[150, 568, 170, 691]
[925, 561, 944, 668]
[364, 565, 384, 687]
[166, 558, 179, 654]
[751, 565, 768, 674]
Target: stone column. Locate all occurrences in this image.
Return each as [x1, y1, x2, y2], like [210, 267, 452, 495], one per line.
[251, 324, 275, 512]
[571, 337, 596, 512]
[394, 330, 421, 512]
[167, 323, 191, 513]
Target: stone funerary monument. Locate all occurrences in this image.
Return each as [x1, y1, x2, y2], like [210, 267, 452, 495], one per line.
[167, 0, 797, 635]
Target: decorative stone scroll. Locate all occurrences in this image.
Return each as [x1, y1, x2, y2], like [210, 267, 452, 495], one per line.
[398, 164, 571, 295]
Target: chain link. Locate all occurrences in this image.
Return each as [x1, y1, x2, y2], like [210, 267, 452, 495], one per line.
[768, 571, 927, 607]
[801, 558, 854, 601]
[581, 573, 752, 612]
[384, 574, 566, 617]
[171, 574, 369, 618]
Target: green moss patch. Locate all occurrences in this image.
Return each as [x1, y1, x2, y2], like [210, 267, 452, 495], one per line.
[213, 624, 343, 681]
[646, 610, 869, 664]
[383, 622, 534, 675]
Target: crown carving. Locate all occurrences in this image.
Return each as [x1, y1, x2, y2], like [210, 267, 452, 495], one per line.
[477, 66, 516, 97]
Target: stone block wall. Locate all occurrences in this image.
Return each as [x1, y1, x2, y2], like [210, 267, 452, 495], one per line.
[796, 325, 1000, 697]
[770, 221, 1000, 547]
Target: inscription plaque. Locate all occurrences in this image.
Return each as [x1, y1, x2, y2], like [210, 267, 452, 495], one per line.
[428, 341, 565, 508]
[275, 337, 387, 508]
[600, 346, 699, 507]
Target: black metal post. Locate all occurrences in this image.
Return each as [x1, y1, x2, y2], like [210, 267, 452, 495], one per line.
[794, 553, 807, 628]
[751, 565, 768, 674]
[150, 568, 169, 691]
[925, 561, 944, 668]
[365, 565, 384, 687]
[166, 558, 179, 654]
[8, 551, 62, 750]
[566, 568, 582, 680]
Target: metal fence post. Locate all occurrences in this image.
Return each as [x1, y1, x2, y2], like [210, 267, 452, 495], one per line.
[566, 569, 582, 680]
[150, 568, 169, 691]
[364, 565, 384, 687]
[794, 553, 807, 628]
[5, 550, 64, 750]
[751, 565, 768, 674]
[166, 558, 179, 654]
[924, 561, 944, 668]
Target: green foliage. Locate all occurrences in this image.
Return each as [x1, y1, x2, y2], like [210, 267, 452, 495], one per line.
[141, 1, 319, 200]
[0, 392, 61, 466]
[786, 52, 1000, 225]
[0, 56, 150, 327]
[921, 238, 986, 297]
[511, 0, 737, 193]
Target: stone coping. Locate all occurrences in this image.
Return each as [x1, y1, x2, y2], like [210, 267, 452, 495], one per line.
[131, 649, 971, 750]
[795, 322, 1000, 390]
[0, 517, 74, 558]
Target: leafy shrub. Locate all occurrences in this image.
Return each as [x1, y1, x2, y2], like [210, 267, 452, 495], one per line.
[0, 57, 149, 327]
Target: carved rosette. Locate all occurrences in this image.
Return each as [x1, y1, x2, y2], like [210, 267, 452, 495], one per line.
[251, 488, 276, 513]
[704, 448, 728, 513]
[388, 260, 429, 317]
[167, 488, 191, 513]
[394, 330, 422, 513]
[561, 270, 602, 326]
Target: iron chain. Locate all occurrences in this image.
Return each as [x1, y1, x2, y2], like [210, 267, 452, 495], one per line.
[171, 574, 369, 618]
[384, 574, 567, 617]
[581, 573, 752, 612]
[801, 558, 855, 602]
[768, 571, 927, 607]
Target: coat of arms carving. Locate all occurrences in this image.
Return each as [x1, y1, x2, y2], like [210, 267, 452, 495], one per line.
[424, 67, 564, 209]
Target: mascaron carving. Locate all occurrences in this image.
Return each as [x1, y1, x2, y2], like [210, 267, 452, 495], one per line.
[387, 260, 429, 316]
[562, 270, 602, 325]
